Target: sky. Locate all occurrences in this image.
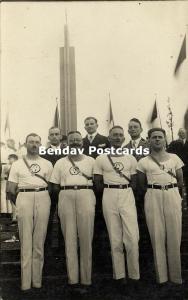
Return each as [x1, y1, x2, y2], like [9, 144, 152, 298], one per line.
[1, 1, 188, 146]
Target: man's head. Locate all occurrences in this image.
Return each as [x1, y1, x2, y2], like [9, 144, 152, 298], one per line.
[48, 127, 61, 146]
[8, 154, 18, 165]
[109, 126, 125, 148]
[25, 133, 41, 155]
[84, 117, 98, 135]
[128, 118, 143, 140]
[61, 135, 68, 148]
[148, 128, 166, 151]
[67, 131, 83, 151]
[178, 128, 186, 140]
[6, 139, 16, 149]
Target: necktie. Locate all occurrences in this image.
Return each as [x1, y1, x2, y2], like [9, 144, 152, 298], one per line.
[89, 135, 93, 143]
[132, 140, 136, 149]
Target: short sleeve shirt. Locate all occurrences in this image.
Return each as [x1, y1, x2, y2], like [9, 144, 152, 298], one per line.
[137, 153, 184, 185]
[50, 155, 95, 186]
[8, 157, 53, 188]
[94, 154, 137, 184]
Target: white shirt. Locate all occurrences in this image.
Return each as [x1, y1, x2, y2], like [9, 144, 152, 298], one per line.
[8, 157, 53, 188]
[50, 155, 95, 186]
[94, 154, 137, 184]
[137, 153, 184, 185]
[50, 144, 61, 150]
[87, 132, 97, 143]
[131, 137, 142, 149]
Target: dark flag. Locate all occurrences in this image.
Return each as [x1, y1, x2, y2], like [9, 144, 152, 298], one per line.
[174, 35, 186, 75]
[4, 111, 11, 139]
[184, 108, 188, 132]
[106, 94, 115, 130]
[150, 101, 158, 123]
[53, 105, 60, 128]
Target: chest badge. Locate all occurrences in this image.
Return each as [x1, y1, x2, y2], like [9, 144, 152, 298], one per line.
[30, 164, 41, 174]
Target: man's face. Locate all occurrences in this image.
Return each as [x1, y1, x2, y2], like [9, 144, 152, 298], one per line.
[68, 133, 83, 151]
[8, 157, 17, 165]
[109, 128, 125, 148]
[178, 128, 186, 139]
[128, 121, 142, 139]
[7, 139, 15, 149]
[84, 118, 98, 135]
[149, 131, 166, 151]
[48, 128, 61, 146]
[26, 136, 41, 155]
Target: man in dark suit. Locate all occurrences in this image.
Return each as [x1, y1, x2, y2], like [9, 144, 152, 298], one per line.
[83, 117, 110, 159]
[41, 127, 67, 254]
[167, 128, 188, 207]
[125, 118, 149, 161]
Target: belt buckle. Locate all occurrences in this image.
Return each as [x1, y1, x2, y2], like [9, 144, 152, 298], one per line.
[74, 185, 78, 190]
[162, 185, 168, 191]
[119, 184, 123, 189]
[35, 187, 40, 192]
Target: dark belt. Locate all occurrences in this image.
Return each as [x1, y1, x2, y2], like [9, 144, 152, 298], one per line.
[19, 187, 48, 192]
[60, 185, 93, 190]
[104, 184, 131, 189]
[147, 183, 178, 190]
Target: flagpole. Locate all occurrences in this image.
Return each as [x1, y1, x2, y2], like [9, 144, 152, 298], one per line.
[109, 92, 115, 126]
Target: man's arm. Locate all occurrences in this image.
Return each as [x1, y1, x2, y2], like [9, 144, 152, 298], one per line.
[130, 174, 137, 192]
[176, 168, 184, 198]
[6, 181, 18, 204]
[93, 174, 104, 195]
[137, 170, 147, 197]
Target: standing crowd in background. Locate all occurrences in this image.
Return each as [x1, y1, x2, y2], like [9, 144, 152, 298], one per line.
[0, 117, 188, 295]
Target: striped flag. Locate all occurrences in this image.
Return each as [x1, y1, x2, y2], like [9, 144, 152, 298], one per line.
[106, 94, 114, 130]
[174, 34, 186, 75]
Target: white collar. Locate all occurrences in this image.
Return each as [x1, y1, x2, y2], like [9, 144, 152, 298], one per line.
[131, 137, 142, 146]
[87, 132, 97, 139]
[50, 144, 61, 150]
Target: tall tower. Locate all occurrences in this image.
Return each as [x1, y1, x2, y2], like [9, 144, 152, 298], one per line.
[59, 23, 77, 135]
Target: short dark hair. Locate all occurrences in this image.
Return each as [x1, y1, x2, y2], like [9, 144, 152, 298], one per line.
[48, 127, 61, 134]
[67, 131, 82, 137]
[109, 126, 124, 134]
[84, 117, 98, 124]
[148, 128, 166, 138]
[25, 133, 41, 143]
[8, 154, 18, 160]
[129, 118, 142, 128]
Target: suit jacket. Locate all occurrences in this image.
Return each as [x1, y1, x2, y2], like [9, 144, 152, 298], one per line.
[125, 138, 149, 161]
[40, 146, 66, 166]
[167, 139, 188, 177]
[83, 133, 110, 159]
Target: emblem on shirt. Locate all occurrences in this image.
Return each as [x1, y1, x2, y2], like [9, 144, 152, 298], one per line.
[30, 164, 41, 174]
[114, 162, 124, 171]
[70, 166, 80, 175]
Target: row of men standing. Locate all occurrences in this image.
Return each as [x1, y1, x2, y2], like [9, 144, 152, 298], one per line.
[7, 117, 187, 294]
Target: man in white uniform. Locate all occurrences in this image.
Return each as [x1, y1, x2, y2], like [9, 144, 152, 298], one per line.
[50, 131, 96, 289]
[94, 126, 140, 291]
[7, 133, 53, 292]
[137, 128, 184, 285]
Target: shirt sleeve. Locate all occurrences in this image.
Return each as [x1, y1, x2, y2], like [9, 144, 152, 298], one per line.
[93, 156, 103, 175]
[173, 154, 184, 170]
[8, 162, 19, 183]
[137, 157, 147, 174]
[50, 161, 61, 184]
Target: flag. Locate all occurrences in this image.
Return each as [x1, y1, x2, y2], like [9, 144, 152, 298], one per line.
[150, 100, 161, 127]
[174, 34, 186, 75]
[184, 108, 188, 132]
[150, 101, 157, 123]
[106, 96, 114, 130]
[4, 111, 11, 139]
[53, 104, 60, 128]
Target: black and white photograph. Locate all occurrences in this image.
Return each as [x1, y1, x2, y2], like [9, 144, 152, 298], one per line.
[0, 1, 188, 299]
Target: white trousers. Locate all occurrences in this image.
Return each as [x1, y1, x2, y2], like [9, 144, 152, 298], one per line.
[58, 189, 96, 285]
[102, 188, 140, 280]
[16, 191, 50, 290]
[144, 188, 182, 284]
